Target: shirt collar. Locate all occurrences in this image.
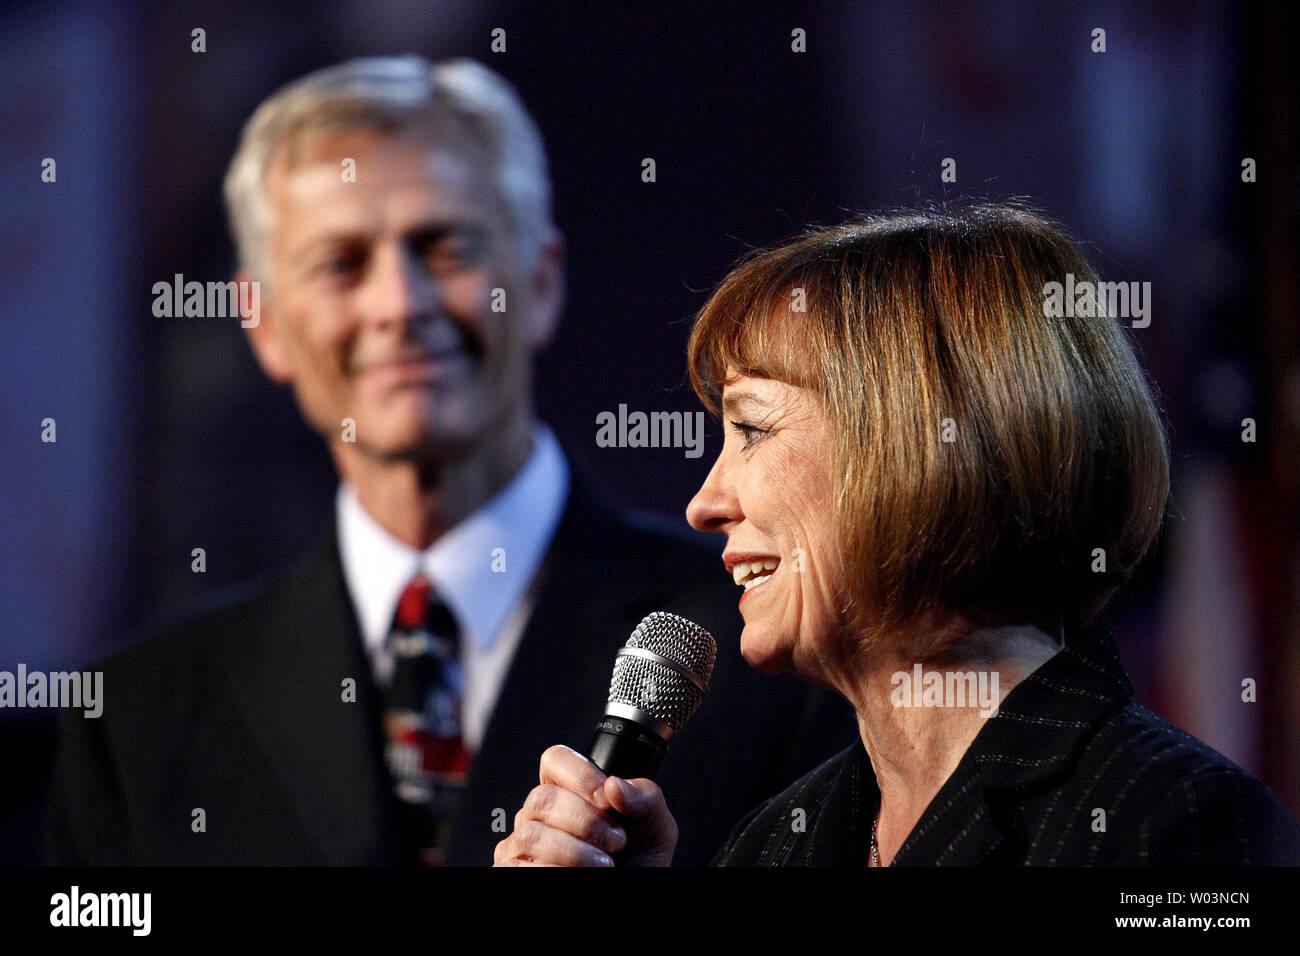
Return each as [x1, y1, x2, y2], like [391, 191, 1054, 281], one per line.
[337, 423, 570, 659]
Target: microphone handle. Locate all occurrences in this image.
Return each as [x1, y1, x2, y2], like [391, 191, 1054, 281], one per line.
[588, 714, 668, 780]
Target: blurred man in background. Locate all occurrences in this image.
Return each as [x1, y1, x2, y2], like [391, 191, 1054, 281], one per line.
[44, 55, 854, 866]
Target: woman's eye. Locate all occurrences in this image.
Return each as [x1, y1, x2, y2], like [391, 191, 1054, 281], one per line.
[729, 420, 767, 449]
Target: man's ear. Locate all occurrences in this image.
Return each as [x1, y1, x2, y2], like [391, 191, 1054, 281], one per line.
[526, 230, 565, 350]
[239, 270, 293, 384]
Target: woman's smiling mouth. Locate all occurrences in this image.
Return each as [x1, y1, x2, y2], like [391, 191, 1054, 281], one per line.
[724, 554, 781, 601]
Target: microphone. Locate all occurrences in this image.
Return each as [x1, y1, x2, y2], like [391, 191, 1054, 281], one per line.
[588, 611, 717, 780]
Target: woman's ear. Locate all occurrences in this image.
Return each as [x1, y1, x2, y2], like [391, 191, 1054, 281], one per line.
[239, 271, 293, 384]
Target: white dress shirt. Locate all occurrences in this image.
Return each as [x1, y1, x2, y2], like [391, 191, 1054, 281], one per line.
[336, 423, 570, 751]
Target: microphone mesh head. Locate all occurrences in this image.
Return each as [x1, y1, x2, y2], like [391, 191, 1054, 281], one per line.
[608, 612, 717, 732]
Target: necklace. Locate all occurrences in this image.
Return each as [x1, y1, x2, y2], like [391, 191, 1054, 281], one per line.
[870, 809, 880, 867]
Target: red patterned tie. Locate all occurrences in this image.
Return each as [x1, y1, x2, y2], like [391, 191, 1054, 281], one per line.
[382, 574, 471, 866]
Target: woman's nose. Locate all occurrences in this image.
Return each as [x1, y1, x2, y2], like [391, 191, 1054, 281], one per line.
[686, 453, 739, 533]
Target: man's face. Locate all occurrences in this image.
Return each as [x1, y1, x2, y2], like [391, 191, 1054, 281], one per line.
[246, 125, 559, 464]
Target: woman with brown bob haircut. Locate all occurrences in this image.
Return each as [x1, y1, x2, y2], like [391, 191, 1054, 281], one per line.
[497, 202, 1300, 866]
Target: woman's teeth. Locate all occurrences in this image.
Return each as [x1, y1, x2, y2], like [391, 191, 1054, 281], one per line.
[733, 559, 779, 589]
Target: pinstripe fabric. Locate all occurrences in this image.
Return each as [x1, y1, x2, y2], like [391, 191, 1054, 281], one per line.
[712, 625, 1300, 866]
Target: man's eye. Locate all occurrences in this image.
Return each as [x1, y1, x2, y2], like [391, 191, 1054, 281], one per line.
[426, 240, 483, 273]
[317, 253, 363, 276]
[729, 420, 767, 449]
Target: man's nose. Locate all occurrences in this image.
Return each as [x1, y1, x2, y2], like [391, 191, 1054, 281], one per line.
[686, 452, 740, 534]
[356, 244, 437, 328]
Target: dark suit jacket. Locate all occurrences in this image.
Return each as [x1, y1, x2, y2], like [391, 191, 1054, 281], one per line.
[712, 623, 1300, 865]
[44, 476, 856, 866]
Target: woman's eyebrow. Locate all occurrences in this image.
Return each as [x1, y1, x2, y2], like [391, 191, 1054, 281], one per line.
[722, 391, 771, 414]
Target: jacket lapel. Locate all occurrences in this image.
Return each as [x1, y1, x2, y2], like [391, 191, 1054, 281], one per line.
[221, 527, 399, 864]
[783, 738, 1006, 866]
[445, 476, 681, 865]
[888, 764, 1009, 866]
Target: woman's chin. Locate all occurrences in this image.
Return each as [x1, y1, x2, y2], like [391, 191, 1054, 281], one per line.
[739, 631, 794, 675]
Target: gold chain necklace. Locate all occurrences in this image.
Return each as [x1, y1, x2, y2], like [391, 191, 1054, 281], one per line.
[869, 809, 880, 867]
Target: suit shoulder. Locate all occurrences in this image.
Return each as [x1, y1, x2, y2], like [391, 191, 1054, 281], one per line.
[81, 556, 311, 721]
[1088, 702, 1267, 786]
[612, 504, 721, 565]
[565, 486, 730, 602]
[1077, 703, 1300, 864]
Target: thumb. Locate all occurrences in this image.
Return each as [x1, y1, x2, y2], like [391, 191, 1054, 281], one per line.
[602, 776, 677, 865]
[604, 776, 659, 818]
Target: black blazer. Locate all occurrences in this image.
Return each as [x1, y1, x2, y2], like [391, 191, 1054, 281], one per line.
[43, 476, 856, 866]
[713, 623, 1300, 866]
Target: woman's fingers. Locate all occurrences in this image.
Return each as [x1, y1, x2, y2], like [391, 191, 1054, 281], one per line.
[503, 819, 616, 867]
[516, 783, 626, 854]
[538, 744, 615, 811]
[493, 745, 677, 866]
[494, 745, 625, 866]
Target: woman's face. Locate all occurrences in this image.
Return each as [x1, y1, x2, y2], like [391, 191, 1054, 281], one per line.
[686, 374, 848, 682]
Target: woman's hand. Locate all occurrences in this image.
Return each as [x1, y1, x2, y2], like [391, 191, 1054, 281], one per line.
[494, 745, 678, 866]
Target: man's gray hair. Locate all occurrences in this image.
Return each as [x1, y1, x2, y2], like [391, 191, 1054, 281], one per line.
[223, 55, 555, 286]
